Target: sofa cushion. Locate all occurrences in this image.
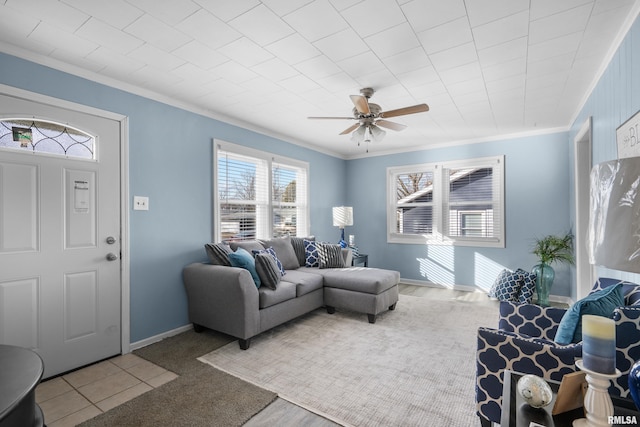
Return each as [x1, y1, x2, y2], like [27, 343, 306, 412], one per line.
[317, 243, 345, 269]
[228, 248, 261, 288]
[259, 236, 299, 270]
[254, 253, 280, 290]
[259, 281, 296, 309]
[554, 283, 624, 344]
[280, 269, 324, 297]
[304, 239, 319, 267]
[229, 240, 264, 254]
[204, 242, 232, 266]
[320, 268, 400, 295]
[291, 236, 314, 267]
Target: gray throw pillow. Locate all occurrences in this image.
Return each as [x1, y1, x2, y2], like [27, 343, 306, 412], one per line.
[229, 240, 265, 254]
[254, 253, 280, 290]
[291, 236, 315, 267]
[317, 243, 345, 269]
[204, 243, 232, 266]
[259, 236, 299, 270]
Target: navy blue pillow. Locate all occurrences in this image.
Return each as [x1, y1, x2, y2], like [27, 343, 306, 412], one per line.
[554, 283, 624, 344]
[489, 269, 522, 302]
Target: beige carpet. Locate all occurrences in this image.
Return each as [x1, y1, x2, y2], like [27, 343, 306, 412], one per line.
[199, 294, 498, 426]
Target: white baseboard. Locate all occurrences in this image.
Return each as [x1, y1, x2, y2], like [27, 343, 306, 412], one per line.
[128, 324, 193, 352]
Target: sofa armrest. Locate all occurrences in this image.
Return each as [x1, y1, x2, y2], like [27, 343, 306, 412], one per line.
[498, 301, 567, 340]
[182, 262, 260, 340]
[612, 305, 640, 397]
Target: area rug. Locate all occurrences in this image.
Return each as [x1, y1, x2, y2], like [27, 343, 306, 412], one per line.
[199, 294, 498, 426]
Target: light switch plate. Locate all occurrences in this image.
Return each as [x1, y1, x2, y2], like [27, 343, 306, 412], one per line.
[133, 196, 149, 211]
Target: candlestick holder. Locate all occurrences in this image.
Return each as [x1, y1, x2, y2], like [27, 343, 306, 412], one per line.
[572, 359, 621, 427]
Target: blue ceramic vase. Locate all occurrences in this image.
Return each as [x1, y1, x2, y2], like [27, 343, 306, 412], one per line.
[629, 359, 640, 410]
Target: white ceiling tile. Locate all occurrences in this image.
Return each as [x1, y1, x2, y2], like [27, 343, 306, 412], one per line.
[283, 0, 349, 42]
[477, 37, 527, 68]
[295, 55, 342, 80]
[126, 43, 186, 71]
[266, 33, 321, 65]
[170, 63, 216, 84]
[218, 37, 274, 67]
[396, 66, 440, 87]
[211, 60, 259, 83]
[240, 76, 285, 96]
[337, 51, 386, 78]
[5, 0, 88, 33]
[175, 9, 242, 49]
[28, 22, 98, 57]
[402, 0, 466, 32]
[341, 0, 407, 38]
[76, 18, 144, 55]
[61, 0, 143, 29]
[127, 0, 201, 26]
[364, 23, 421, 59]
[86, 46, 145, 77]
[418, 17, 473, 55]
[383, 47, 431, 75]
[328, 0, 361, 11]
[279, 74, 321, 93]
[49, 49, 105, 73]
[354, 68, 399, 91]
[528, 32, 582, 63]
[129, 65, 183, 88]
[482, 57, 526, 82]
[439, 61, 482, 86]
[529, 3, 592, 45]
[411, 80, 448, 99]
[447, 78, 486, 97]
[228, 4, 294, 46]
[194, 0, 261, 22]
[465, 0, 529, 27]
[429, 42, 477, 71]
[124, 14, 191, 52]
[472, 10, 529, 50]
[486, 74, 526, 95]
[171, 40, 230, 70]
[527, 52, 574, 79]
[251, 57, 299, 81]
[261, 0, 314, 16]
[313, 28, 369, 62]
[530, 0, 593, 21]
[0, 4, 39, 41]
[316, 71, 360, 93]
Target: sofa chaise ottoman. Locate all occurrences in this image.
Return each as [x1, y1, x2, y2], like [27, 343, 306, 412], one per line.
[182, 236, 400, 349]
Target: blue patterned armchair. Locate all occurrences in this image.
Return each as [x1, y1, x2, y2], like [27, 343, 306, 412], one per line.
[475, 278, 640, 426]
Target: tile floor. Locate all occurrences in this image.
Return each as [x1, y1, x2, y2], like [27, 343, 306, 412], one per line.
[35, 353, 177, 427]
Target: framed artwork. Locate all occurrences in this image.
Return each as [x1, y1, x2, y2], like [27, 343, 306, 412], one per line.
[617, 109, 640, 158]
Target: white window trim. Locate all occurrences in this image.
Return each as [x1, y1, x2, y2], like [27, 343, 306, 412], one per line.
[213, 139, 310, 242]
[387, 155, 505, 248]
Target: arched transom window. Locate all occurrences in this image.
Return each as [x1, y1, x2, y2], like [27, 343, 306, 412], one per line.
[0, 118, 95, 160]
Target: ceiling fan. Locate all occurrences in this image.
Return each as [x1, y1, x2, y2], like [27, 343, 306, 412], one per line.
[308, 88, 429, 146]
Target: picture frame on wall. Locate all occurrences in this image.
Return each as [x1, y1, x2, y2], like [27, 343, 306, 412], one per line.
[617, 109, 640, 159]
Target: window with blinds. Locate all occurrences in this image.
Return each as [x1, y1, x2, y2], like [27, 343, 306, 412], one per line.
[215, 141, 309, 242]
[387, 156, 504, 248]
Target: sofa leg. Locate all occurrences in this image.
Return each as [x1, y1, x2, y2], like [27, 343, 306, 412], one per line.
[368, 314, 377, 324]
[193, 323, 204, 333]
[239, 339, 251, 350]
[389, 303, 397, 310]
[326, 306, 336, 314]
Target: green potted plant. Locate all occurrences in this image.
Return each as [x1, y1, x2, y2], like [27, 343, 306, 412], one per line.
[531, 232, 575, 306]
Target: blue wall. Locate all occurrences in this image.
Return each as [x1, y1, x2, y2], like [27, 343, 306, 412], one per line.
[569, 13, 640, 289]
[0, 53, 347, 343]
[346, 133, 573, 296]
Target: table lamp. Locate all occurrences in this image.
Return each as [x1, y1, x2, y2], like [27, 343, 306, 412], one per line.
[332, 206, 353, 248]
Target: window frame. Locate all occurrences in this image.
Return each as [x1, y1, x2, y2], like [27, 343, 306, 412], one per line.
[387, 155, 505, 248]
[213, 140, 309, 242]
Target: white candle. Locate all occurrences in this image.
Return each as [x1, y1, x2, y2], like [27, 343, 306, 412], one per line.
[582, 315, 616, 374]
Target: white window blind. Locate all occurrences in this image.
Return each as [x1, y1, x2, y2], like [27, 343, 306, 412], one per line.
[388, 156, 504, 248]
[215, 141, 309, 242]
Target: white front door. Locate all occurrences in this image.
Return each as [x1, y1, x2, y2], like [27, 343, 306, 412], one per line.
[0, 92, 122, 378]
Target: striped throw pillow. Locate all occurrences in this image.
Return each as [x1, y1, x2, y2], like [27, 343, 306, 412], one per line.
[204, 243, 232, 266]
[254, 253, 280, 290]
[317, 243, 345, 269]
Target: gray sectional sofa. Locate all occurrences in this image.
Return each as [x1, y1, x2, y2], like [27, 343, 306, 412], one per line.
[182, 236, 400, 349]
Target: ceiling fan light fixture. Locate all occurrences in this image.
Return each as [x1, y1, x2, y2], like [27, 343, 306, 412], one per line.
[369, 125, 386, 142]
[350, 125, 366, 144]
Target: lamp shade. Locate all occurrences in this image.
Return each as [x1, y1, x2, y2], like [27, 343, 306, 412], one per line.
[588, 157, 640, 273]
[332, 206, 353, 228]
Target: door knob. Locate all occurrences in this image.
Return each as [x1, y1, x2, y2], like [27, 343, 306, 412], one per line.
[106, 253, 118, 261]
[106, 236, 116, 244]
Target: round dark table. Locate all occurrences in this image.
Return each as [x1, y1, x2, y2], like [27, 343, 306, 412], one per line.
[0, 344, 45, 427]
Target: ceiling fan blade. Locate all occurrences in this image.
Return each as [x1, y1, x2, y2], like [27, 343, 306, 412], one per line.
[380, 103, 429, 118]
[376, 120, 407, 131]
[350, 95, 370, 114]
[339, 123, 361, 135]
[308, 116, 356, 120]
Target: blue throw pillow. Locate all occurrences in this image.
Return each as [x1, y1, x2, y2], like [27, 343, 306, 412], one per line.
[228, 247, 261, 288]
[554, 283, 624, 344]
[488, 269, 522, 302]
[304, 239, 319, 267]
[516, 269, 537, 304]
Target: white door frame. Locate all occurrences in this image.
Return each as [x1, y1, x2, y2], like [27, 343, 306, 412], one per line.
[0, 83, 131, 355]
[574, 117, 595, 300]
